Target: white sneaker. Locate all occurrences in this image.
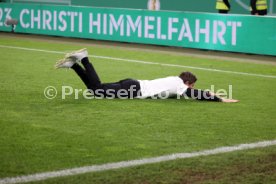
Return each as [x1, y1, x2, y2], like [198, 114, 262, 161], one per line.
[55, 58, 75, 69]
[65, 48, 88, 61]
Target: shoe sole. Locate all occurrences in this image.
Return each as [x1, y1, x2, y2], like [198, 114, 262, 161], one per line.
[55, 59, 73, 69]
[65, 48, 87, 59]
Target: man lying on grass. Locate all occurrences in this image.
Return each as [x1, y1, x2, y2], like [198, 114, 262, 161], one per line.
[55, 48, 238, 103]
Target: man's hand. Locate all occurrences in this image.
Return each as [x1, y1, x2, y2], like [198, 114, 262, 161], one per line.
[221, 98, 239, 103]
[206, 91, 238, 102]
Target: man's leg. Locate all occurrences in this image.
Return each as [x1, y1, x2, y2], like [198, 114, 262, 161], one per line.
[219, 10, 228, 14]
[55, 58, 91, 89]
[71, 63, 90, 89]
[80, 57, 102, 90]
[64, 49, 141, 98]
[258, 10, 267, 15]
[80, 57, 141, 98]
[64, 48, 102, 90]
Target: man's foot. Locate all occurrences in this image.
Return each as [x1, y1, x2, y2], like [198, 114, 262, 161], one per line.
[55, 58, 75, 69]
[65, 48, 88, 61]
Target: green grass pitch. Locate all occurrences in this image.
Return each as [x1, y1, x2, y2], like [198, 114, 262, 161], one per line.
[0, 35, 275, 183]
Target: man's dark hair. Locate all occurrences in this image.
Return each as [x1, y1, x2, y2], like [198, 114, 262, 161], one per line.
[179, 71, 197, 84]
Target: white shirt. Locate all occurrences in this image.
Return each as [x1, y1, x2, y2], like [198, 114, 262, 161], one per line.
[137, 76, 188, 98]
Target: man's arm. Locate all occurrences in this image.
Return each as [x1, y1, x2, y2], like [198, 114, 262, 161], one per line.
[223, 0, 231, 9]
[184, 88, 239, 103]
[251, 0, 258, 14]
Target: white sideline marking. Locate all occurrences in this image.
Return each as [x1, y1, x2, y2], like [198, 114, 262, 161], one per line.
[0, 45, 276, 79]
[0, 140, 276, 184]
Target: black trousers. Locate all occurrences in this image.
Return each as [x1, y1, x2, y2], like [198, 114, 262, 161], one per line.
[71, 57, 141, 98]
[251, 10, 267, 15]
[218, 10, 229, 14]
